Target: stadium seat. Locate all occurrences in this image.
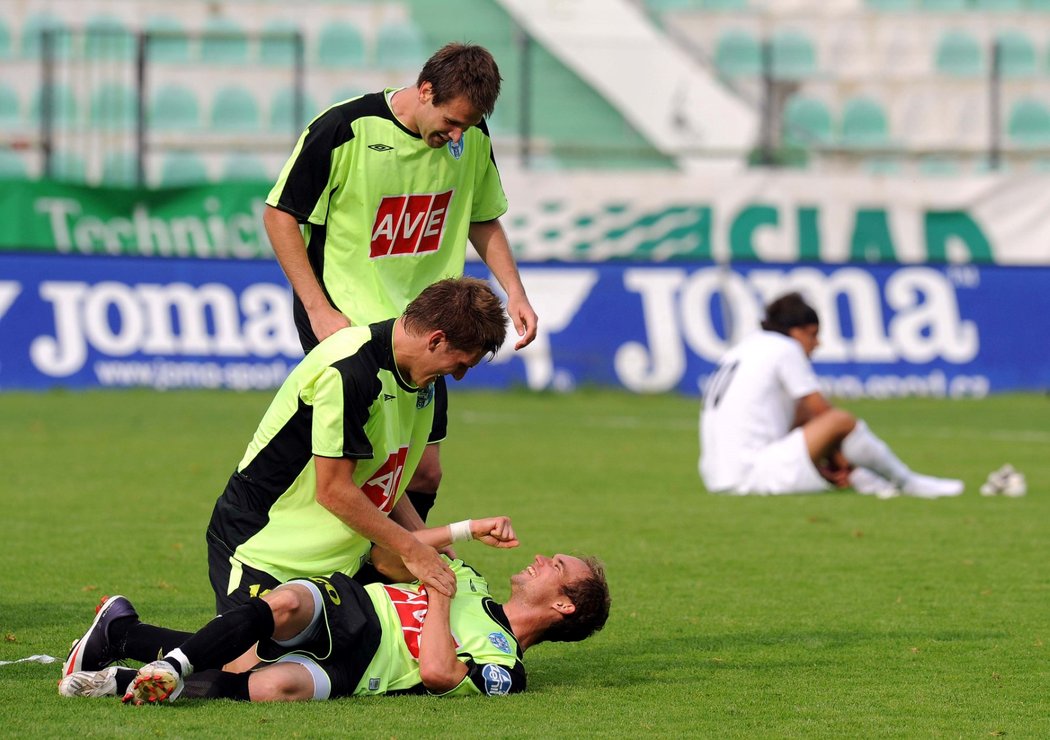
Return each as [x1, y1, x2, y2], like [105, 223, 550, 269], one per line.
[259, 20, 300, 67]
[30, 83, 78, 126]
[84, 15, 135, 60]
[771, 30, 817, 80]
[316, 21, 366, 68]
[918, 156, 961, 176]
[270, 87, 317, 133]
[934, 30, 984, 77]
[201, 17, 249, 65]
[644, 0, 704, 10]
[863, 156, 902, 174]
[20, 13, 72, 60]
[101, 151, 139, 187]
[714, 29, 762, 78]
[839, 96, 890, 148]
[0, 148, 27, 178]
[149, 84, 200, 131]
[0, 83, 20, 129]
[1006, 97, 1050, 145]
[974, 0, 1024, 9]
[919, 0, 967, 10]
[158, 151, 209, 187]
[221, 153, 269, 181]
[703, 0, 749, 9]
[90, 83, 138, 131]
[210, 86, 261, 132]
[48, 150, 87, 183]
[145, 16, 190, 63]
[0, 18, 11, 59]
[375, 20, 426, 69]
[993, 30, 1036, 78]
[781, 95, 833, 146]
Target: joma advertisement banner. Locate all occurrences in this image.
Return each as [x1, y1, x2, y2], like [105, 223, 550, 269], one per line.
[4, 173, 1050, 264]
[1, 254, 1046, 395]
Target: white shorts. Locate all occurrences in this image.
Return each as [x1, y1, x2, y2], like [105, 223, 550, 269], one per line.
[731, 428, 830, 495]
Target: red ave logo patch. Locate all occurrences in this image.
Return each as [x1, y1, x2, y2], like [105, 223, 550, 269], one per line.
[361, 446, 409, 513]
[370, 191, 453, 258]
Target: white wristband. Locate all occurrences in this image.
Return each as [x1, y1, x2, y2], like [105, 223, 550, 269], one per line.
[448, 519, 473, 544]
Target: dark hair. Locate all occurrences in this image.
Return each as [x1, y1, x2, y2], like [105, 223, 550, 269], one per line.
[402, 277, 506, 357]
[761, 292, 819, 336]
[539, 557, 611, 644]
[417, 42, 502, 117]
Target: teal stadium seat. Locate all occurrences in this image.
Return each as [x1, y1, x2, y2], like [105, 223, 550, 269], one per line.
[259, 20, 300, 67]
[918, 156, 960, 176]
[934, 30, 984, 77]
[714, 29, 762, 78]
[221, 153, 269, 181]
[101, 151, 139, 187]
[84, 15, 135, 60]
[159, 151, 209, 186]
[0, 149, 27, 178]
[201, 17, 249, 65]
[919, 0, 967, 11]
[840, 96, 890, 148]
[782, 96, 833, 146]
[0, 18, 11, 59]
[865, 0, 914, 9]
[49, 151, 87, 183]
[1007, 97, 1050, 145]
[644, 0, 704, 11]
[375, 20, 426, 69]
[330, 87, 367, 105]
[316, 21, 366, 67]
[21, 13, 72, 60]
[0, 84, 20, 129]
[145, 16, 190, 63]
[210, 86, 260, 132]
[703, 0, 749, 9]
[149, 84, 200, 130]
[994, 30, 1036, 77]
[90, 83, 138, 131]
[974, 0, 1024, 9]
[270, 87, 317, 133]
[771, 30, 817, 80]
[31, 83, 78, 125]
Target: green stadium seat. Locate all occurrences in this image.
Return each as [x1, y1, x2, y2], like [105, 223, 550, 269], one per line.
[101, 151, 139, 187]
[375, 20, 426, 69]
[1007, 97, 1050, 145]
[30, 83, 78, 126]
[703, 0, 749, 9]
[259, 20, 300, 67]
[49, 150, 87, 183]
[918, 156, 961, 176]
[149, 84, 200, 130]
[714, 29, 762, 78]
[201, 17, 249, 65]
[993, 30, 1036, 77]
[158, 151, 209, 187]
[865, 0, 913, 9]
[330, 87, 367, 105]
[145, 16, 190, 63]
[771, 30, 817, 80]
[782, 96, 833, 146]
[0, 148, 27, 178]
[919, 0, 967, 10]
[316, 21, 366, 68]
[0, 84, 20, 129]
[221, 153, 269, 181]
[840, 96, 890, 148]
[934, 30, 984, 77]
[643, 0, 703, 11]
[84, 15, 135, 60]
[270, 87, 317, 133]
[21, 13, 72, 60]
[974, 0, 1024, 9]
[210, 86, 261, 132]
[90, 83, 138, 131]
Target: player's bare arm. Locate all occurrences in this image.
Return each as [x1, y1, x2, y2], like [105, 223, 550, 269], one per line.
[417, 589, 468, 693]
[370, 516, 519, 582]
[263, 206, 350, 342]
[314, 455, 456, 597]
[469, 218, 538, 350]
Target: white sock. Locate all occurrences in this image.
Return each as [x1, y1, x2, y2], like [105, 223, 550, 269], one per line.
[163, 648, 193, 677]
[841, 420, 912, 486]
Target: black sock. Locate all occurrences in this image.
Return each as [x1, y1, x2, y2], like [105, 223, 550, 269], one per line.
[406, 489, 437, 523]
[116, 619, 193, 663]
[175, 598, 275, 674]
[113, 666, 138, 695]
[181, 669, 252, 701]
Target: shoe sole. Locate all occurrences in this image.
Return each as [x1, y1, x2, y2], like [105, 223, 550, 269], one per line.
[123, 672, 178, 705]
[62, 595, 118, 677]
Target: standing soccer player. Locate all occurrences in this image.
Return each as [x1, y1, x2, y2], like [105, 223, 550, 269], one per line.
[263, 42, 537, 527]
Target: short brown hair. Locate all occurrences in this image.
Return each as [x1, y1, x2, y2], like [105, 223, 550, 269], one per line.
[761, 292, 819, 336]
[402, 277, 506, 357]
[418, 42, 502, 117]
[540, 557, 611, 644]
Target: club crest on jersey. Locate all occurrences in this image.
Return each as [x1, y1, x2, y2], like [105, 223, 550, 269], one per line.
[417, 383, 435, 409]
[488, 632, 512, 654]
[481, 664, 513, 695]
[448, 137, 464, 160]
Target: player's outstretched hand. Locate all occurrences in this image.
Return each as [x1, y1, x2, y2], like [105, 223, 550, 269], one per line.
[507, 296, 538, 350]
[309, 305, 352, 344]
[472, 516, 519, 549]
[404, 542, 457, 598]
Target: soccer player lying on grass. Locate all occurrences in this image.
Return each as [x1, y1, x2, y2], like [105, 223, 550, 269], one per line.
[59, 517, 611, 702]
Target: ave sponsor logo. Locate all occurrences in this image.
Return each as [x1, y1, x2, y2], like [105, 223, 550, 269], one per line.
[360, 447, 409, 513]
[370, 190, 453, 258]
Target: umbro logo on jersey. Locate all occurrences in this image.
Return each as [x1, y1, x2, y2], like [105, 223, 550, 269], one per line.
[368, 143, 394, 152]
[383, 393, 396, 401]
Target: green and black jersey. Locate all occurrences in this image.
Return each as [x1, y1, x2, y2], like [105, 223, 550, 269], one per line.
[267, 89, 508, 347]
[208, 318, 435, 584]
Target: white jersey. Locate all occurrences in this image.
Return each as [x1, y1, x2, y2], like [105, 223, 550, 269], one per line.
[699, 330, 821, 492]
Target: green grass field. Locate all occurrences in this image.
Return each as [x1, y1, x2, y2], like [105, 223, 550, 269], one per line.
[1, 388, 1048, 737]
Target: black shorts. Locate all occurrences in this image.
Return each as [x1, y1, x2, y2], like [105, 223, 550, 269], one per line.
[256, 573, 382, 699]
[206, 528, 283, 613]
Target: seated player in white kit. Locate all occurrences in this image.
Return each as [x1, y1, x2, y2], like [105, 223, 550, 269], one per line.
[699, 292, 964, 498]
